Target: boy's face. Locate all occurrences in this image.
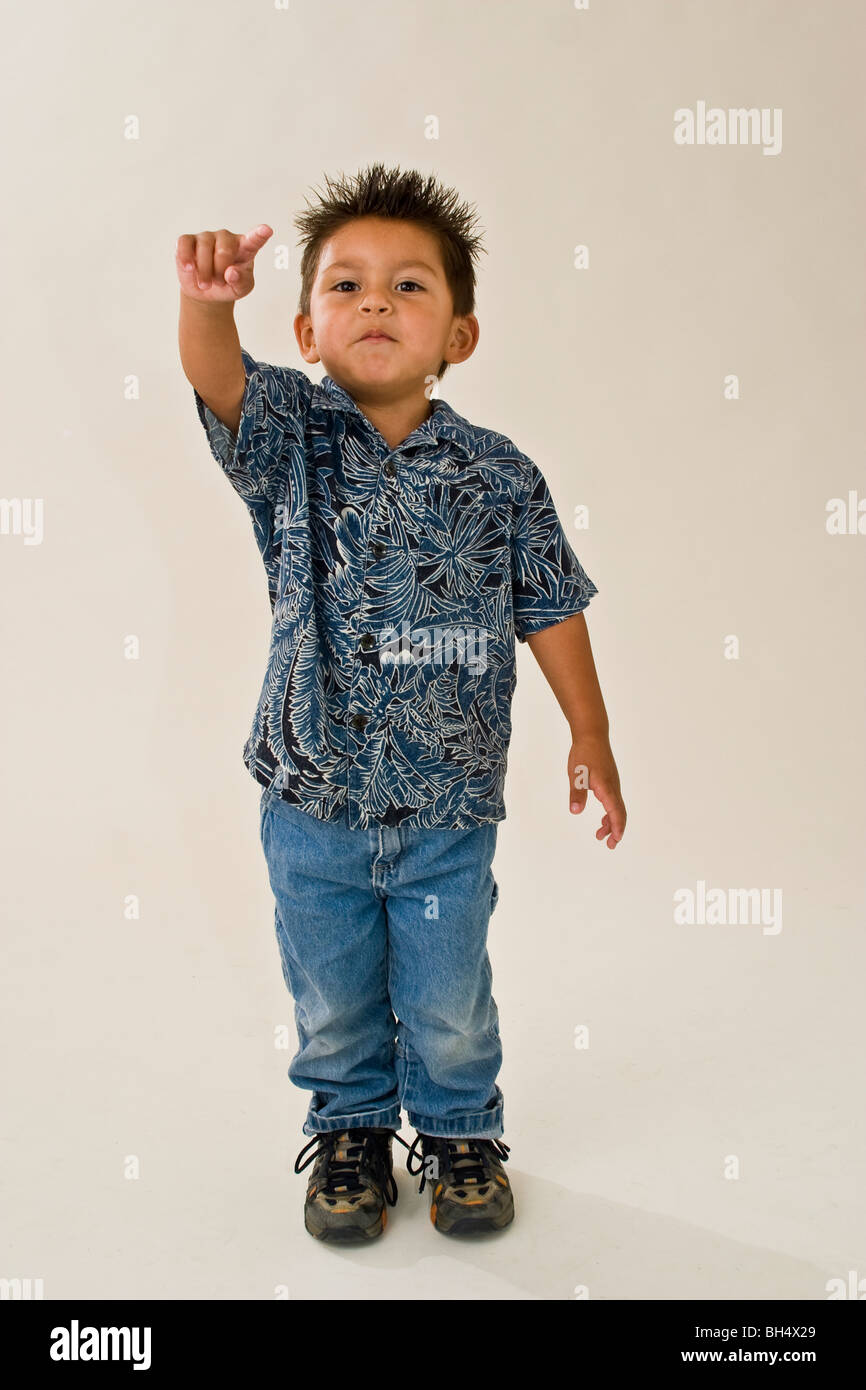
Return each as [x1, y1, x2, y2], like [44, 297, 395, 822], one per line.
[294, 216, 478, 399]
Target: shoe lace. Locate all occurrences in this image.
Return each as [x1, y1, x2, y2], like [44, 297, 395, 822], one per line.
[405, 1133, 510, 1194]
[294, 1128, 412, 1207]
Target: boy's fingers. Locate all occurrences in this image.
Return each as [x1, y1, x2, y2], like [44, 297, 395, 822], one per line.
[174, 240, 195, 275]
[569, 761, 626, 842]
[212, 230, 242, 284]
[175, 234, 196, 263]
[596, 793, 626, 845]
[569, 758, 589, 812]
[175, 237, 206, 290]
[174, 226, 271, 290]
[233, 224, 273, 265]
[194, 231, 215, 289]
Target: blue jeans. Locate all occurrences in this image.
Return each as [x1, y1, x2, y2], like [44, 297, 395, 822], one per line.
[258, 788, 504, 1139]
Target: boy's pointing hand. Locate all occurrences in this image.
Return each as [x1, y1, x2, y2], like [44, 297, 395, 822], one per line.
[175, 224, 274, 302]
[568, 735, 626, 849]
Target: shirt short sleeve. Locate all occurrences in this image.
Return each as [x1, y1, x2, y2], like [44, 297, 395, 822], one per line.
[193, 347, 302, 510]
[511, 459, 599, 642]
[193, 347, 307, 607]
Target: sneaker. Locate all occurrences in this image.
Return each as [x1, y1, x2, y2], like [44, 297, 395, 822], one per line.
[405, 1132, 515, 1235]
[293, 1127, 410, 1242]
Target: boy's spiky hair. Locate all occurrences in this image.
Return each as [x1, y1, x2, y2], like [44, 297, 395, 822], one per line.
[293, 162, 486, 380]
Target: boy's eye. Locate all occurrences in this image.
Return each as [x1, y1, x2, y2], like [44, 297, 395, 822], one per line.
[331, 280, 424, 292]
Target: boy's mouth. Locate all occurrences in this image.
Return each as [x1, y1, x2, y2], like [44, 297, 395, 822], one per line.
[358, 330, 395, 341]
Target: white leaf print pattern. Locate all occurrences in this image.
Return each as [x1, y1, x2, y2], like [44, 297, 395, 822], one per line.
[194, 349, 597, 828]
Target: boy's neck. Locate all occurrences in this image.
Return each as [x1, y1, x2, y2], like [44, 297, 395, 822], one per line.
[349, 389, 435, 453]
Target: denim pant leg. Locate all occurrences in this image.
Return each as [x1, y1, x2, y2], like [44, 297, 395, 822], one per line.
[385, 822, 505, 1139]
[258, 790, 401, 1136]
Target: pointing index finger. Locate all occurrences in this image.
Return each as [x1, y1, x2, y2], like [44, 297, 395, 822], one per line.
[234, 224, 274, 264]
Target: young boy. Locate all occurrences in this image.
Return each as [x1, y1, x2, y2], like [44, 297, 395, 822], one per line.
[177, 163, 626, 1244]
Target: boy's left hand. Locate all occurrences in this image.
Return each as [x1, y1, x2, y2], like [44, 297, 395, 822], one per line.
[568, 734, 627, 849]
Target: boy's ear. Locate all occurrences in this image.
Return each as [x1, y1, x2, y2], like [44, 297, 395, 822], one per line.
[444, 313, 479, 368]
[294, 312, 320, 364]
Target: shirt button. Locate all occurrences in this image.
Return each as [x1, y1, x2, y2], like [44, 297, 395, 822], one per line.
[384, 460, 397, 479]
[349, 713, 368, 730]
[371, 541, 386, 559]
[359, 634, 375, 651]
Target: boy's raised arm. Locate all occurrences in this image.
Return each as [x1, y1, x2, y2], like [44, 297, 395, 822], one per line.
[176, 224, 273, 434]
[178, 299, 245, 433]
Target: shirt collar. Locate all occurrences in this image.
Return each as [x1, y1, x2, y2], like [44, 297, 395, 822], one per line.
[311, 374, 476, 459]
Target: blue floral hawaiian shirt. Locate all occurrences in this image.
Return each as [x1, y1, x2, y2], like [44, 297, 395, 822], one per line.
[193, 348, 598, 828]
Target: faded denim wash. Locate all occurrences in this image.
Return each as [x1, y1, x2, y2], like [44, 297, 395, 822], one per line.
[259, 786, 504, 1138]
